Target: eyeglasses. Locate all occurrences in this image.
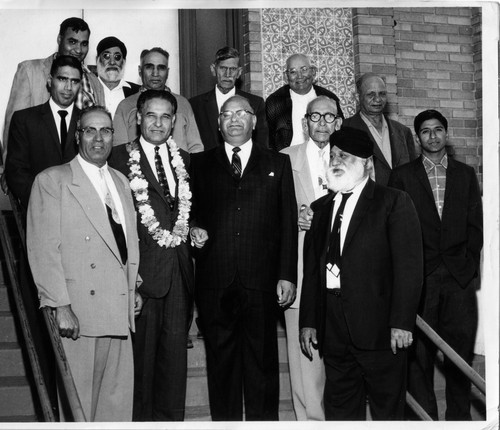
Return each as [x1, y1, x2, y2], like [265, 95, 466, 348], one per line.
[100, 52, 123, 62]
[219, 109, 255, 120]
[305, 112, 341, 123]
[286, 66, 314, 78]
[78, 127, 114, 138]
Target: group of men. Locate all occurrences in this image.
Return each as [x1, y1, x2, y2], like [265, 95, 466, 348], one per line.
[1, 15, 482, 424]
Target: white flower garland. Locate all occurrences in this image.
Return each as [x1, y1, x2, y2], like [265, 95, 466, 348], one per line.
[127, 137, 191, 248]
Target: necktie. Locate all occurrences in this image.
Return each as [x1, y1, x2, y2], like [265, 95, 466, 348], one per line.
[326, 192, 352, 277]
[100, 169, 127, 265]
[58, 110, 68, 153]
[231, 147, 242, 178]
[154, 146, 175, 209]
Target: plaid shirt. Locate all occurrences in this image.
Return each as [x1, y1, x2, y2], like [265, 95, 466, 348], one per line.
[423, 154, 447, 218]
[76, 65, 97, 109]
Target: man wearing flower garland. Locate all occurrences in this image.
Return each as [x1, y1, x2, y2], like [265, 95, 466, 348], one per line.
[109, 89, 194, 421]
[189, 95, 298, 420]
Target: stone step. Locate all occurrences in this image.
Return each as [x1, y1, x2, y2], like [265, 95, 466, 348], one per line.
[185, 399, 294, 421]
[0, 342, 25, 377]
[0, 311, 18, 343]
[185, 362, 291, 408]
[187, 330, 289, 369]
[0, 376, 36, 419]
[0, 285, 10, 312]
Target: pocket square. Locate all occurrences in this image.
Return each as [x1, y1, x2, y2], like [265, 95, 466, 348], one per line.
[269, 172, 275, 177]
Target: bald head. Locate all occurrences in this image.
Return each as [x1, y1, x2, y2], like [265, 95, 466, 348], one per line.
[285, 53, 316, 95]
[357, 73, 387, 117]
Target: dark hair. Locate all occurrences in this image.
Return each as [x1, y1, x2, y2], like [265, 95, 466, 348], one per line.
[214, 46, 240, 65]
[59, 17, 90, 37]
[77, 105, 112, 128]
[97, 36, 127, 59]
[50, 55, 83, 77]
[140, 47, 170, 63]
[414, 109, 448, 134]
[137, 90, 177, 115]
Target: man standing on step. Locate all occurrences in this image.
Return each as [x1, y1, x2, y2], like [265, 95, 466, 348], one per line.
[389, 109, 483, 420]
[190, 95, 297, 421]
[27, 106, 142, 421]
[109, 90, 194, 421]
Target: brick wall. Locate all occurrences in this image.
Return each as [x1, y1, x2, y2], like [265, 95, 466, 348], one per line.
[244, 7, 482, 183]
[352, 7, 482, 182]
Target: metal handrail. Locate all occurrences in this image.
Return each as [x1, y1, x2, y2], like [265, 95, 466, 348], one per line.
[5, 192, 86, 422]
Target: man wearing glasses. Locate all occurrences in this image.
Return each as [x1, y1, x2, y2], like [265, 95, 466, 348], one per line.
[266, 53, 343, 152]
[27, 105, 142, 421]
[189, 95, 297, 421]
[190, 46, 268, 151]
[95, 37, 140, 117]
[280, 95, 342, 420]
[342, 73, 417, 186]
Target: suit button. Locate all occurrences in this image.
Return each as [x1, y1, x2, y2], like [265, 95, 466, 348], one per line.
[85, 236, 90, 241]
[237, 207, 241, 211]
[90, 290, 95, 295]
[238, 186, 242, 190]
[90, 263, 96, 269]
[235, 232, 240, 237]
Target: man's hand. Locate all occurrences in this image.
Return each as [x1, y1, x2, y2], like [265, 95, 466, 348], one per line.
[390, 328, 413, 354]
[298, 205, 314, 231]
[55, 305, 80, 340]
[134, 291, 143, 317]
[276, 280, 296, 308]
[190, 227, 209, 249]
[300, 327, 318, 360]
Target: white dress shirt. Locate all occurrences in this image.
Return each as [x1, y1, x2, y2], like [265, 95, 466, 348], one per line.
[140, 137, 177, 197]
[215, 86, 236, 113]
[289, 87, 317, 146]
[360, 111, 392, 167]
[326, 176, 369, 289]
[49, 98, 75, 144]
[224, 139, 252, 173]
[99, 78, 132, 117]
[77, 154, 127, 238]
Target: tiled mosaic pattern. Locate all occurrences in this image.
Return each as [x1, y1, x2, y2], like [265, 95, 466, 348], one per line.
[261, 8, 357, 117]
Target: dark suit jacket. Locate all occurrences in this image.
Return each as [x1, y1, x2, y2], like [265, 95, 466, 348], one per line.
[109, 140, 194, 299]
[189, 88, 269, 151]
[265, 84, 344, 152]
[123, 81, 141, 98]
[342, 112, 417, 186]
[388, 156, 483, 288]
[190, 144, 298, 291]
[299, 179, 423, 352]
[5, 101, 79, 209]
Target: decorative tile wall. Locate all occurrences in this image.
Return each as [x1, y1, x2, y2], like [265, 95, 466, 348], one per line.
[261, 8, 357, 117]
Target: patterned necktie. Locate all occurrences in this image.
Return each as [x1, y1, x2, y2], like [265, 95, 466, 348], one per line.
[231, 147, 242, 178]
[326, 192, 353, 277]
[154, 146, 175, 209]
[100, 169, 127, 265]
[76, 68, 96, 109]
[58, 110, 68, 153]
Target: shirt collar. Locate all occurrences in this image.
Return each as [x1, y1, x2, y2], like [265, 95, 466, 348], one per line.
[49, 98, 74, 117]
[77, 153, 107, 173]
[422, 153, 448, 173]
[290, 86, 315, 100]
[140, 136, 167, 155]
[334, 175, 369, 201]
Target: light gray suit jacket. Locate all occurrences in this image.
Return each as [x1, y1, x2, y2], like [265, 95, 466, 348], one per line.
[281, 141, 325, 309]
[26, 157, 139, 336]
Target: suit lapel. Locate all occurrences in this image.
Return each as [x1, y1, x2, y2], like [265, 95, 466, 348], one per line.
[67, 158, 122, 263]
[206, 90, 222, 145]
[293, 144, 315, 205]
[214, 145, 236, 178]
[415, 158, 436, 203]
[351, 114, 390, 170]
[442, 157, 458, 217]
[66, 107, 80, 157]
[343, 180, 374, 252]
[41, 102, 62, 156]
[387, 118, 401, 167]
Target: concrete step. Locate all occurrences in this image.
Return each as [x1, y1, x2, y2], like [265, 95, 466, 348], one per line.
[185, 362, 292, 409]
[0, 311, 18, 343]
[0, 376, 36, 420]
[0, 285, 10, 312]
[0, 342, 25, 377]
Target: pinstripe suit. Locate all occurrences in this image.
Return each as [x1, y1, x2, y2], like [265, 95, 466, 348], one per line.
[190, 143, 297, 420]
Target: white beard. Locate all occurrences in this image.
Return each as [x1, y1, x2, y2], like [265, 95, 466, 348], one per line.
[97, 61, 124, 85]
[326, 159, 367, 193]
